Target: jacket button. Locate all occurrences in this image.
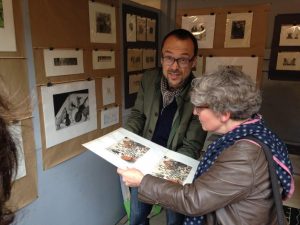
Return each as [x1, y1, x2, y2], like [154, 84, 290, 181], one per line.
[149, 129, 152, 134]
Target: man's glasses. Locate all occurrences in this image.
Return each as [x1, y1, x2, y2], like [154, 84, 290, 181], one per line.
[161, 55, 194, 68]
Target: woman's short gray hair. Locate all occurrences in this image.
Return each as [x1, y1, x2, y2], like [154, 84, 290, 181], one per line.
[190, 67, 262, 120]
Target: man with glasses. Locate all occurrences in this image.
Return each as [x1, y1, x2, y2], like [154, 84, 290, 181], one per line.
[125, 29, 207, 225]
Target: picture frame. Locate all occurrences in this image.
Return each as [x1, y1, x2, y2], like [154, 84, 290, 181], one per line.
[136, 16, 146, 41]
[0, 0, 17, 51]
[100, 106, 119, 129]
[146, 18, 156, 42]
[224, 12, 253, 48]
[102, 76, 115, 106]
[181, 14, 216, 49]
[89, 1, 116, 43]
[41, 80, 97, 148]
[142, 49, 156, 69]
[92, 49, 115, 70]
[129, 73, 143, 94]
[43, 49, 84, 77]
[269, 14, 300, 80]
[205, 56, 259, 81]
[127, 48, 143, 72]
[126, 13, 136, 42]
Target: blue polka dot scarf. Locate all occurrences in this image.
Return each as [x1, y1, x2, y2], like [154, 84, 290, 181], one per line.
[183, 114, 294, 225]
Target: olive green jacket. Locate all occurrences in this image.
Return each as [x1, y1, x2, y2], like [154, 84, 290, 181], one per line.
[125, 69, 207, 159]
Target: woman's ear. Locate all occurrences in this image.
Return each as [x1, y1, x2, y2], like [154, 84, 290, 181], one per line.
[220, 112, 231, 123]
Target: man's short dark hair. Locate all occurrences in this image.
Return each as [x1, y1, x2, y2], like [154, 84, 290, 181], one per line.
[161, 29, 198, 57]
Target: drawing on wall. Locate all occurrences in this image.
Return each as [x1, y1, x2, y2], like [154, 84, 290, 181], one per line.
[195, 56, 204, 77]
[205, 56, 258, 81]
[107, 137, 150, 163]
[279, 24, 300, 46]
[0, 0, 16, 51]
[142, 49, 156, 69]
[89, 1, 116, 43]
[92, 50, 115, 70]
[146, 18, 156, 42]
[101, 105, 119, 129]
[8, 122, 26, 180]
[126, 13, 136, 42]
[43, 49, 84, 77]
[224, 12, 253, 48]
[127, 48, 143, 72]
[276, 52, 300, 71]
[181, 14, 216, 48]
[136, 16, 146, 41]
[152, 156, 192, 185]
[41, 80, 97, 148]
[129, 73, 143, 94]
[102, 76, 115, 105]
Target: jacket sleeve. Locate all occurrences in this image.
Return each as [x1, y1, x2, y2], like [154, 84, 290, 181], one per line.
[138, 141, 261, 216]
[124, 74, 147, 135]
[176, 113, 207, 159]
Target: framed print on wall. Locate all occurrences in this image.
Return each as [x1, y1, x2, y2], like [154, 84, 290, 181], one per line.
[181, 14, 216, 49]
[269, 14, 300, 80]
[101, 105, 119, 129]
[102, 76, 115, 106]
[43, 49, 84, 77]
[205, 56, 259, 81]
[127, 48, 143, 72]
[146, 18, 156, 42]
[136, 16, 146, 41]
[89, 1, 116, 43]
[0, 0, 17, 51]
[126, 13, 136, 42]
[142, 49, 156, 69]
[224, 12, 253, 48]
[41, 80, 97, 148]
[92, 49, 115, 70]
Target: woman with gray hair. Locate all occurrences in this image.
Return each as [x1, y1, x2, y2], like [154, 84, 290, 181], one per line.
[118, 68, 294, 225]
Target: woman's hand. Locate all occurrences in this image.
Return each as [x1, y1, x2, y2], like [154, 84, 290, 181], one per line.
[117, 168, 144, 187]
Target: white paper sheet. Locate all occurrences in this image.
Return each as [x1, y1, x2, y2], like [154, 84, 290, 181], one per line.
[100, 106, 119, 129]
[102, 76, 115, 105]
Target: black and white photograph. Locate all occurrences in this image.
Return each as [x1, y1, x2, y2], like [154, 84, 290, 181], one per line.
[126, 13, 136, 42]
[89, 1, 116, 43]
[279, 24, 300, 46]
[146, 18, 156, 42]
[41, 80, 97, 148]
[0, 0, 16, 51]
[43, 49, 84, 77]
[92, 50, 115, 70]
[136, 16, 146, 41]
[127, 48, 143, 72]
[276, 52, 300, 71]
[181, 14, 216, 48]
[224, 12, 253, 48]
[205, 56, 258, 81]
[53, 89, 90, 131]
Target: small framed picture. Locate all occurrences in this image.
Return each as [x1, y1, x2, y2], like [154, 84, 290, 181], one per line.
[129, 73, 143, 94]
[102, 76, 115, 106]
[127, 48, 143, 72]
[43, 49, 84, 77]
[224, 12, 253, 48]
[126, 14, 136, 42]
[136, 16, 146, 41]
[0, 0, 16, 51]
[279, 24, 300, 46]
[276, 52, 300, 71]
[181, 14, 216, 49]
[92, 50, 115, 70]
[205, 56, 259, 81]
[146, 18, 156, 42]
[89, 1, 116, 43]
[142, 49, 156, 69]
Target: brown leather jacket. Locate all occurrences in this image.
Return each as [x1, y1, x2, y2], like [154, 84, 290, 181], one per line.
[138, 140, 283, 225]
